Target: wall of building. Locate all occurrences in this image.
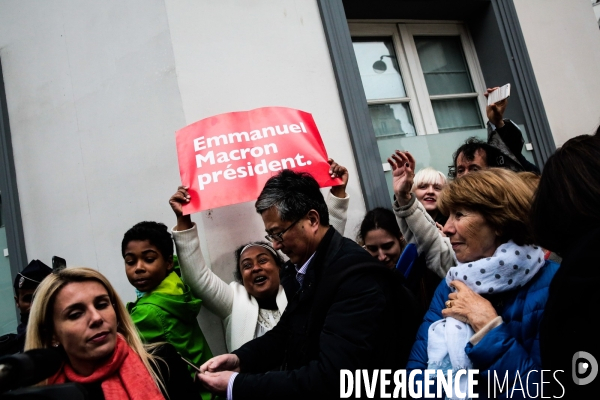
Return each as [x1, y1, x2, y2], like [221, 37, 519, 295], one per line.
[0, 0, 364, 354]
[514, 0, 600, 146]
[2, 0, 599, 353]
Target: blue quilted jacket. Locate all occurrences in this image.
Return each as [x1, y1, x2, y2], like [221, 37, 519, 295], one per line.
[407, 260, 560, 399]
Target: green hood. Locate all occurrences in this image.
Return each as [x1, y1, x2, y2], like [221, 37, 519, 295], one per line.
[127, 270, 213, 399]
[128, 271, 202, 322]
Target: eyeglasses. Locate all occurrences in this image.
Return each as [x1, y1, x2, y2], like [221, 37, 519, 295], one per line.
[264, 218, 302, 243]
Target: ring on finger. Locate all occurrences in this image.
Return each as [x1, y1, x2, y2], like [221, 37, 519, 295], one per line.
[445, 300, 452, 308]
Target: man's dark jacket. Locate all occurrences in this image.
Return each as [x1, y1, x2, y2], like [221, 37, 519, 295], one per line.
[231, 227, 420, 399]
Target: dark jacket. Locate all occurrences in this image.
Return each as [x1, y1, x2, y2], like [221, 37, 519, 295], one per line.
[488, 119, 540, 174]
[0, 320, 27, 357]
[408, 260, 559, 399]
[231, 227, 420, 399]
[541, 228, 600, 399]
[0, 332, 24, 357]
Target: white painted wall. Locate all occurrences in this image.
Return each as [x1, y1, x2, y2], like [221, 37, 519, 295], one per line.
[0, 0, 363, 354]
[0, 0, 185, 295]
[514, 0, 600, 147]
[163, 0, 365, 275]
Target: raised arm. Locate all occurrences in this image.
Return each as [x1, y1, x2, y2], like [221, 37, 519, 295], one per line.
[388, 151, 456, 277]
[326, 158, 349, 235]
[485, 87, 540, 174]
[169, 186, 234, 319]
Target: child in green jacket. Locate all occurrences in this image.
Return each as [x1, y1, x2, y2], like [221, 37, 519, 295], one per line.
[122, 221, 212, 399]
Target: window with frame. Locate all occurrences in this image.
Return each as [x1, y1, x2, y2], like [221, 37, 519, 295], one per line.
[350, 22, 488, 138]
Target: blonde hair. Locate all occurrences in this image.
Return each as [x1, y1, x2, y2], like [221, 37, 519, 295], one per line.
[25, 267, 165, 391]
[517, 171, 540, 196]
[412, 167, 447, 192]
[438, 168, 534, 245]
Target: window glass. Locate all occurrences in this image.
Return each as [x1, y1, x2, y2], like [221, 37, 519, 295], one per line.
[0, 192, 17, 335]
[414, 36, 474, 96]
[368, 104, 416, 137]
[352, 38, 407, 100]
[431, 98, 483, 132]
[352, 31, 484, 136]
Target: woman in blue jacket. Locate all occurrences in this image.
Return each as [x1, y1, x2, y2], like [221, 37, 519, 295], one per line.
[390, 153, 559, 399]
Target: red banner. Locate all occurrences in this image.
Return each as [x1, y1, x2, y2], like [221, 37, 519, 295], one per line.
[176, 107, 341, 214]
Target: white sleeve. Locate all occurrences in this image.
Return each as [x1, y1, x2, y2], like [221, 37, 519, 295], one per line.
[326, 191, 349, 235]
[393, 194, 456, 278]
[172, 223, 234, 319]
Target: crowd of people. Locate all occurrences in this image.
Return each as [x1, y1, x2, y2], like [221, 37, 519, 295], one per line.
[1, 89, 599, 399]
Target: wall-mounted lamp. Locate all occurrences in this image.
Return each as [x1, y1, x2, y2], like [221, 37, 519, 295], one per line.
[372, 55, 393, 74]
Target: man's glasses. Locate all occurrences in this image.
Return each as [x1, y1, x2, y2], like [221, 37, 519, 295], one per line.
[265, 218, 302, 243]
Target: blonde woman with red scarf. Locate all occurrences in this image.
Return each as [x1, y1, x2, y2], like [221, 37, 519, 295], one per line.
[25, 267, 197, 400]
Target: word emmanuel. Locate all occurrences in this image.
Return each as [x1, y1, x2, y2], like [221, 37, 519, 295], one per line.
[193, 122, 308, 152]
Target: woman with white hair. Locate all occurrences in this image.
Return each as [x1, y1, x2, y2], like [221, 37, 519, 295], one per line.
[412, 166, 448, 226]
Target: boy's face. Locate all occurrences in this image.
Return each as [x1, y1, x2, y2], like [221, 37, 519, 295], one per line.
[15, 288, 36, 316]
[124, 240, 173, 293]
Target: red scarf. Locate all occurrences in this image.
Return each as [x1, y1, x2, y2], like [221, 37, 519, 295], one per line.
[49, 334, 164, 400]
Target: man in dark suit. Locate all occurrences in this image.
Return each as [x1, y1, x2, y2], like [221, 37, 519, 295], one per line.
[197, 170, 419, 399]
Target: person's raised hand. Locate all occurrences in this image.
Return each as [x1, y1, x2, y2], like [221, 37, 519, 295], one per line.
[169, 186, 193, 231]
[328, 158, 349, 198]
[442, 280, 498, 332]
[388, 150, 416, 206]
[484, 87, 507, 128]
[435, 222, 446, 237]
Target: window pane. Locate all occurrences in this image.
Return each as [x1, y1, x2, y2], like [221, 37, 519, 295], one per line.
[431, 98, 483, 133]
[352, 37, 408, 100]
[414, 36, 474, 96]
[368, 103, 416, 138]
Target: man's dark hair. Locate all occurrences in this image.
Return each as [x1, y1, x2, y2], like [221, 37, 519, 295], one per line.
[448, 137, 506, 178]
[232, 242, 284, 282]
[531, 129, 600, 254]
[121, 221, 174, 260]
[255, 170, 329, 225]
[358, 207, 401, 243]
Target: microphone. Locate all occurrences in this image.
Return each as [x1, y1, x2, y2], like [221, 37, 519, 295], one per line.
[0, 348, 63, 393]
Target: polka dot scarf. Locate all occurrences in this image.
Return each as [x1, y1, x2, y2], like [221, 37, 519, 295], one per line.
[427, 241, 545, 399]
[445, 240, 546, 295]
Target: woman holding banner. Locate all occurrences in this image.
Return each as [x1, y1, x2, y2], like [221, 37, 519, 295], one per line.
[169, 159, 349, 352]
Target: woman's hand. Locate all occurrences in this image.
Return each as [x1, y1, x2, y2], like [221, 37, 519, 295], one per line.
[169, 186, 193, 231]
[388, 150, 416, 206]
[442, 281, 498, 332]
[328, 158, 349, 198]
[435, 222, 446, 237]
